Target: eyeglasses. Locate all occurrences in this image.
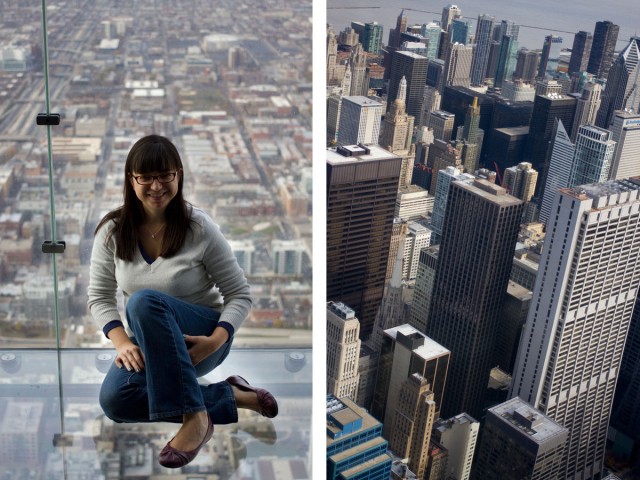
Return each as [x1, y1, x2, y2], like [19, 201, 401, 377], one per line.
[131, 172, 177, 185]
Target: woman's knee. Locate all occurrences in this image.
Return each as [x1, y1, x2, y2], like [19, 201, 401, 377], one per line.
[99, 382, 128, 422]
[99, 368, 148, 423]
[126, 289, 163, 324]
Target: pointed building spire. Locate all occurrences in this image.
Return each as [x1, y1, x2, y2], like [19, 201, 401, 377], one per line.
[368, 225, 408, 352]
[398, 76, 407, 105]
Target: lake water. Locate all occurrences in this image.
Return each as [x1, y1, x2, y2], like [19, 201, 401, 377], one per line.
[326, 0, 640, 52]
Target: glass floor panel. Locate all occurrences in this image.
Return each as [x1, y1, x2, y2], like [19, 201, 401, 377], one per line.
[0, 348, 311, 479]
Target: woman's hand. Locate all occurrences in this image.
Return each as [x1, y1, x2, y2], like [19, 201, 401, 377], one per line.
[184, 327, 229, 366]
[115, 341, 145, 372]
[108, 326, 145, 372]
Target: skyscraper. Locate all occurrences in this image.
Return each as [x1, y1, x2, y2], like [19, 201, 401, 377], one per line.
[336, 96, 383, 146]
[409, 246, 440, 334]
[568, 30, 593, 75]
[430, 167, 475, 237]
[326, 302, 361, 400]
[385, 9, 409, 78]
[380, 77, 415, 152]
[525, 92, 577, 189]
[469, 14, 495, 86]
[327, 145, 402, 340]
[609, 110, 640, 180]
[610, 293, 640, 461]
[370, 237, 407, 352]
[327, 27, 338, 85]
[327, 95, 342, 144]
[372, 324, 450, 429]
[348, 43, 368, 97]
[458, 97, 482, 173]
[474, 397, 568, 479]
[494, 34, 517, 88]
[441, 4, 462, 31]
[570, 81, 602, 141]
[539, 119, 575, 225]
[356, 21, 384, 55]
[388, 50, 429, 119]
[568, 124, 616, 187]
[510, 178, 640, 480]
[503, 162, 538, 203]
[443, 42, 472, 91]
[450, 18, 471, 45]
[402, 221, 433, 280]
[426, 110, 455, 142]
[514, 48, 539, 83]
[426, 179, 523, 419]
[595, 36, 640, 129]
[388, 373, 437, 479]
[587, 20, 620, 80]
[432, 413, 480, 480]
[537, 34, 562, 79]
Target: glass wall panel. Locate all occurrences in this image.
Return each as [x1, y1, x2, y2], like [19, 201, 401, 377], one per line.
[0, 0, 312, 349]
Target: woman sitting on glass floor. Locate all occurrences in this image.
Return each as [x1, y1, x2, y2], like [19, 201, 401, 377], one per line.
[88, 134, 278, 469]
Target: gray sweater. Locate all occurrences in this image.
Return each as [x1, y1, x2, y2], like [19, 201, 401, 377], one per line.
[88, 207, 251, 334]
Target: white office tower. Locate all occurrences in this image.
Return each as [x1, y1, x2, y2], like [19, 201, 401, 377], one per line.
[336, 96, 383, 146]
[443, 42, 473, 91]
[539, 119, 575, 225]
[608, 110, 640, 180]
[402, 221, 433, 280]
[326, 302, 361, 400]
[568, 124, 616, 187]
[510, 178, 640, 480]
[570, 82, 603, 141]
[432, 413, 480, 480]
[395, 185, 433, 221]
[408, 246, 439, 335]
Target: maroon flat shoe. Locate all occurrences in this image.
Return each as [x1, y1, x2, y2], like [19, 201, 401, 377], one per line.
[158, 413, 213, 469]
[226, 375, 279, 418]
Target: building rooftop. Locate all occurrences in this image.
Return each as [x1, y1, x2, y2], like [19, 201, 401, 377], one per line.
[327, 144, 398, 165]
[384, 324, 450, 359]
[489, 397, 568, 444]
[342, 95, 383, 107]
[326, 396, 382, 444]
[455, 178, 523, 206]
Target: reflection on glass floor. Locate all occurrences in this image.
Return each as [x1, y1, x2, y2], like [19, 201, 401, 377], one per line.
[0, 348, 311, 479]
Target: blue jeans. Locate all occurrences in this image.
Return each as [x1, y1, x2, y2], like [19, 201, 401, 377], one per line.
[99, 289, 238, 425]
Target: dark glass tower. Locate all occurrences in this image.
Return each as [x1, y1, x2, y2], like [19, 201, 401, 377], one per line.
[327, 145, 402, 340]
[587, 20, 620, 79]
[388, 50, 428, 118]
[524, 93, 577, 193]
[426, 179, 523, 419]
[470, 14, 495, 86]
[595, 36, 640, 129]
[568, 30, 593, 75]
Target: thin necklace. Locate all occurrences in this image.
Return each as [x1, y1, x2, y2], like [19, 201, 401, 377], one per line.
[147, 223, 166, 239]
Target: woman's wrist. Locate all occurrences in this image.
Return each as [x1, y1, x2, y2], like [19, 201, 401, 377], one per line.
[210, 326, 230, 346]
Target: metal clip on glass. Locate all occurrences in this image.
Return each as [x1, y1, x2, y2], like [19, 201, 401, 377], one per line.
[36, 113, 61, 125]
[42, 240, 65, 254]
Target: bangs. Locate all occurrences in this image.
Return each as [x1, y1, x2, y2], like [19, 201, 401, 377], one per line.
[129, 142, 181, 174]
